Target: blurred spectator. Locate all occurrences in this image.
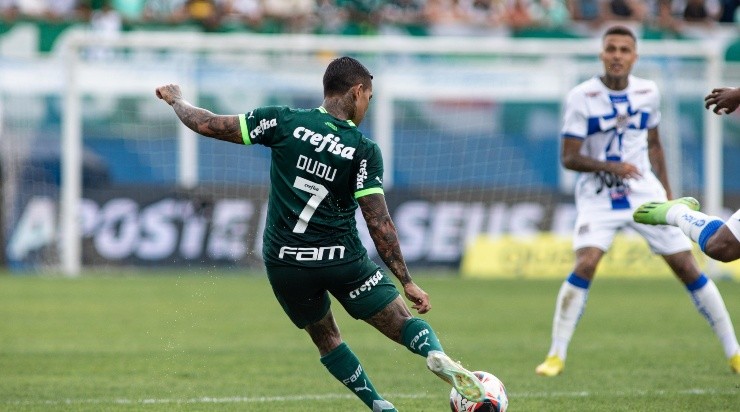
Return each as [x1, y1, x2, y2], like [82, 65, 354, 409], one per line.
[650, 0, 726, 37]
[315, 0, 349, 34]
[459, 0, 507, 31]
[502, 0, 536, 30]
[183, 0, 222, 30]
[88, 0, 122, 59]
[111, 0, 145, 22]
[76, 0, 104, 20]
[683, 0, 711, 21]
[335, 0, 383, 35]
[535, 0, 571, 27]
[567, 0, 602, 24]
[653, 0, 682, 32]
[718, 0, 738, 22]
[602, 0, 648, 22]
[220, 0, 262, 30]
[0, 0, 737, 38]
[424, 0, 476, 35]
[380, 0, 427, 35]
[678, 0, 721, 23]
[262, 0, 315, 33]
[0, 0, 20, 21]
[502, 0, 571, 30]
[142, 0, 187, 24]
[46, 0, 81, 20]
[16, 0, 48, 18]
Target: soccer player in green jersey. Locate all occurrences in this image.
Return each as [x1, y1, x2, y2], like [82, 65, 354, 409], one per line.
[156, 56, 486, 410]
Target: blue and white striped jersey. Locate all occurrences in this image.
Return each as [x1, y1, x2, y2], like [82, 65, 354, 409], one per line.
[561, 75, 667, 212]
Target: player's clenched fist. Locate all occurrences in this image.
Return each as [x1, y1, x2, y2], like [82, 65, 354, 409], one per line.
[155, 84, 183, 105]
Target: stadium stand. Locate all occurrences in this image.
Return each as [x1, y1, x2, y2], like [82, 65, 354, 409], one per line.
[0, 1, 737, 48]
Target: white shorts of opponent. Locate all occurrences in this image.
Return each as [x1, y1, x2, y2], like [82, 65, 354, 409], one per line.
[573, 208, 692, 255]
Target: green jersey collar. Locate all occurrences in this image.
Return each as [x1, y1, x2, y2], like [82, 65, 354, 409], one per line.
[318, 106, 356, 128]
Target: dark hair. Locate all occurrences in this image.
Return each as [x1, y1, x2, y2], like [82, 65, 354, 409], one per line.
[603, 25, 637, 43]
[323, 56, 373, 97]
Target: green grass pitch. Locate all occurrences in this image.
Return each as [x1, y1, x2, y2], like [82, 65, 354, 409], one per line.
[1, 271, 739, 411]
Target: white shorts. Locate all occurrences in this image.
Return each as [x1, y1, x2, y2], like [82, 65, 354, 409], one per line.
[573, 208, 692, 255]
[727, 209, 740, 242]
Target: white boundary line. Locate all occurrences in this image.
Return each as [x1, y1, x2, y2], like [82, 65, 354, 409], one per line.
[5, 388, 737, 406]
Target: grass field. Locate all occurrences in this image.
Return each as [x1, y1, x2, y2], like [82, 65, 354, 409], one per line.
[1, 271, 739, 411]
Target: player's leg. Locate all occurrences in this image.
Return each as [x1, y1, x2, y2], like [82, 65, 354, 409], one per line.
[537, 211, 616, 376]
[703, 225, 740, 263]
[332, 258, 484, 403]
[700, 209, 740, 371]
[633, 196, 700, 225]
[661, 251, 740, 373]
[634, 198, 740, 262]
[306, 312, 397, 411]
[266, 265, 396, 411]
[536, 246, 602, 376]
[363, 296, 485, 403]
[702, 208, 740, 262]
[637, 221, 740, 374]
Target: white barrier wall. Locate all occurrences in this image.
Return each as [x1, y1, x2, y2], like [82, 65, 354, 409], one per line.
[0, 30, 731, 275]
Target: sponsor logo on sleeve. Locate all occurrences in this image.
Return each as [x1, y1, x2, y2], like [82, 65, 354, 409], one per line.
[250, 118, 277, 140]
[356, 159, 368, 189]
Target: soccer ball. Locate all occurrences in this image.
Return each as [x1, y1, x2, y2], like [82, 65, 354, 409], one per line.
[449, 371, 508, 412]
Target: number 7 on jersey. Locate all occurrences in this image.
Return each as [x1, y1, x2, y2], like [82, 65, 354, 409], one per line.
[292, 176, 329, 233]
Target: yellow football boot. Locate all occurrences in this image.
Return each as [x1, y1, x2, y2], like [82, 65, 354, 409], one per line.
[535, 355, 564, 377]
[730, 353, 740, 374]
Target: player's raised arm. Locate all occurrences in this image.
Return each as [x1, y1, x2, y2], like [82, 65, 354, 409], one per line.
[357, 193, 431, 314]
[156, 84, 242, 144]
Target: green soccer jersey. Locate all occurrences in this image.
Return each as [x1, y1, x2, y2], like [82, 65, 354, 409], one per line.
[239, 106, 384, 267]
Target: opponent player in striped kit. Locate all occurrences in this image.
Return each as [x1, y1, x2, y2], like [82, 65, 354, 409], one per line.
[535, 26, 740, 376]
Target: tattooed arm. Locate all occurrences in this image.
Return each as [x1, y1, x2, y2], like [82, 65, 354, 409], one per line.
[358, 193, 431, 313]
[156, 84, 242, 144]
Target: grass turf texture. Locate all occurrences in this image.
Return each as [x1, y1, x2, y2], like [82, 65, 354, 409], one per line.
[1, 272, 738, 411]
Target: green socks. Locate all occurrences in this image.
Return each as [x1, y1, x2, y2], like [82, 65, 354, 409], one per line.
[401, 317, 444, 357]
[320, 342, 395, 411]
[319, 319, 444, 411]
